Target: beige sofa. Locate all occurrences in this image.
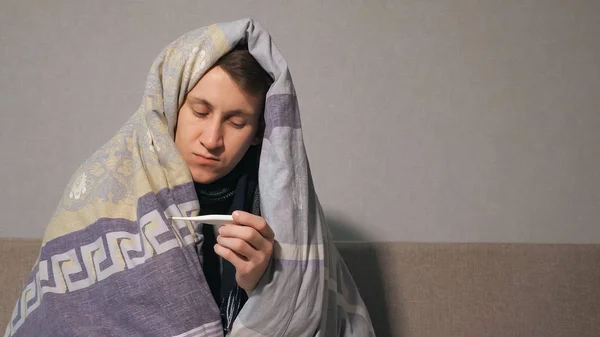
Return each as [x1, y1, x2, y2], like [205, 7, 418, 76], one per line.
[1, 238, 599, 336]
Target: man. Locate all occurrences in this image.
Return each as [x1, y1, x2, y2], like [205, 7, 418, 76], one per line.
[5, 19, 374, 337]
[175, 44, 275, 332]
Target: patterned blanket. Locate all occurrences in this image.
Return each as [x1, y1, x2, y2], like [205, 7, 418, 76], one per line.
[4, 19, 374, 337]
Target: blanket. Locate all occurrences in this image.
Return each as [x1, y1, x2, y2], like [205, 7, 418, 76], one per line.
[4, 18, 375, 337]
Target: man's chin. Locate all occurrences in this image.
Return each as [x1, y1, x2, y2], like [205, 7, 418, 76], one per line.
[191, 171, 222, 184]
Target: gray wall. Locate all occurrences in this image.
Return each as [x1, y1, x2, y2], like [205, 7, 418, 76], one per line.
[1, 0, 599, 242]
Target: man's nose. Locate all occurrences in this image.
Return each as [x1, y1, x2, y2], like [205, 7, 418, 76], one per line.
[200, 119, 224, 150]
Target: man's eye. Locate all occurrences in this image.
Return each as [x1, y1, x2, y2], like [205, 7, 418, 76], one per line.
[230, 120, 247, 129]
[228, 116, 247, 128]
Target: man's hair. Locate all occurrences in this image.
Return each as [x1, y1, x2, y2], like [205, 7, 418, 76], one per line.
[213, 44, 273, 137]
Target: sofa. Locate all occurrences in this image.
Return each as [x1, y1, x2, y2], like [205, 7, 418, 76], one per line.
[1, 238, 599, 336]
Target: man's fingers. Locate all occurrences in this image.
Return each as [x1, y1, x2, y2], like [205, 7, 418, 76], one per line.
[232, 211, 275, 241]
[214, 244, 247, 268]
[218, 225, 264, 250]
[214, 213, 276, 294]
[216, 237, 254, 259]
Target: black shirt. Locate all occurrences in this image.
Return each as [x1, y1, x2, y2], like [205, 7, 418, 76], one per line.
[197, 194, 232, 306]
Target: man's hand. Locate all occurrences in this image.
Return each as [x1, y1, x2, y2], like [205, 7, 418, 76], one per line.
[214, 211, 275, 294]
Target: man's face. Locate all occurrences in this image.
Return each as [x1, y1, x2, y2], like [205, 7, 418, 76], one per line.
[175, 66, 262, 184]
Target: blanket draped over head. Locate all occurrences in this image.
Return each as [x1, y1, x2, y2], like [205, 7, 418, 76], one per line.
[4, 19, 374, 337]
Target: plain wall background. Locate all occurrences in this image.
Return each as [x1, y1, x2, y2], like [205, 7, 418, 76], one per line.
[1, 0, 598, 242]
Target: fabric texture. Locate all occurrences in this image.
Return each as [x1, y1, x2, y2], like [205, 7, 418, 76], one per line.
[3, 19, 374, 337]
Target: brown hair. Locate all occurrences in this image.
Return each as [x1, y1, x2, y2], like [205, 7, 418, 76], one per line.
[212, 44, 273, 138]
